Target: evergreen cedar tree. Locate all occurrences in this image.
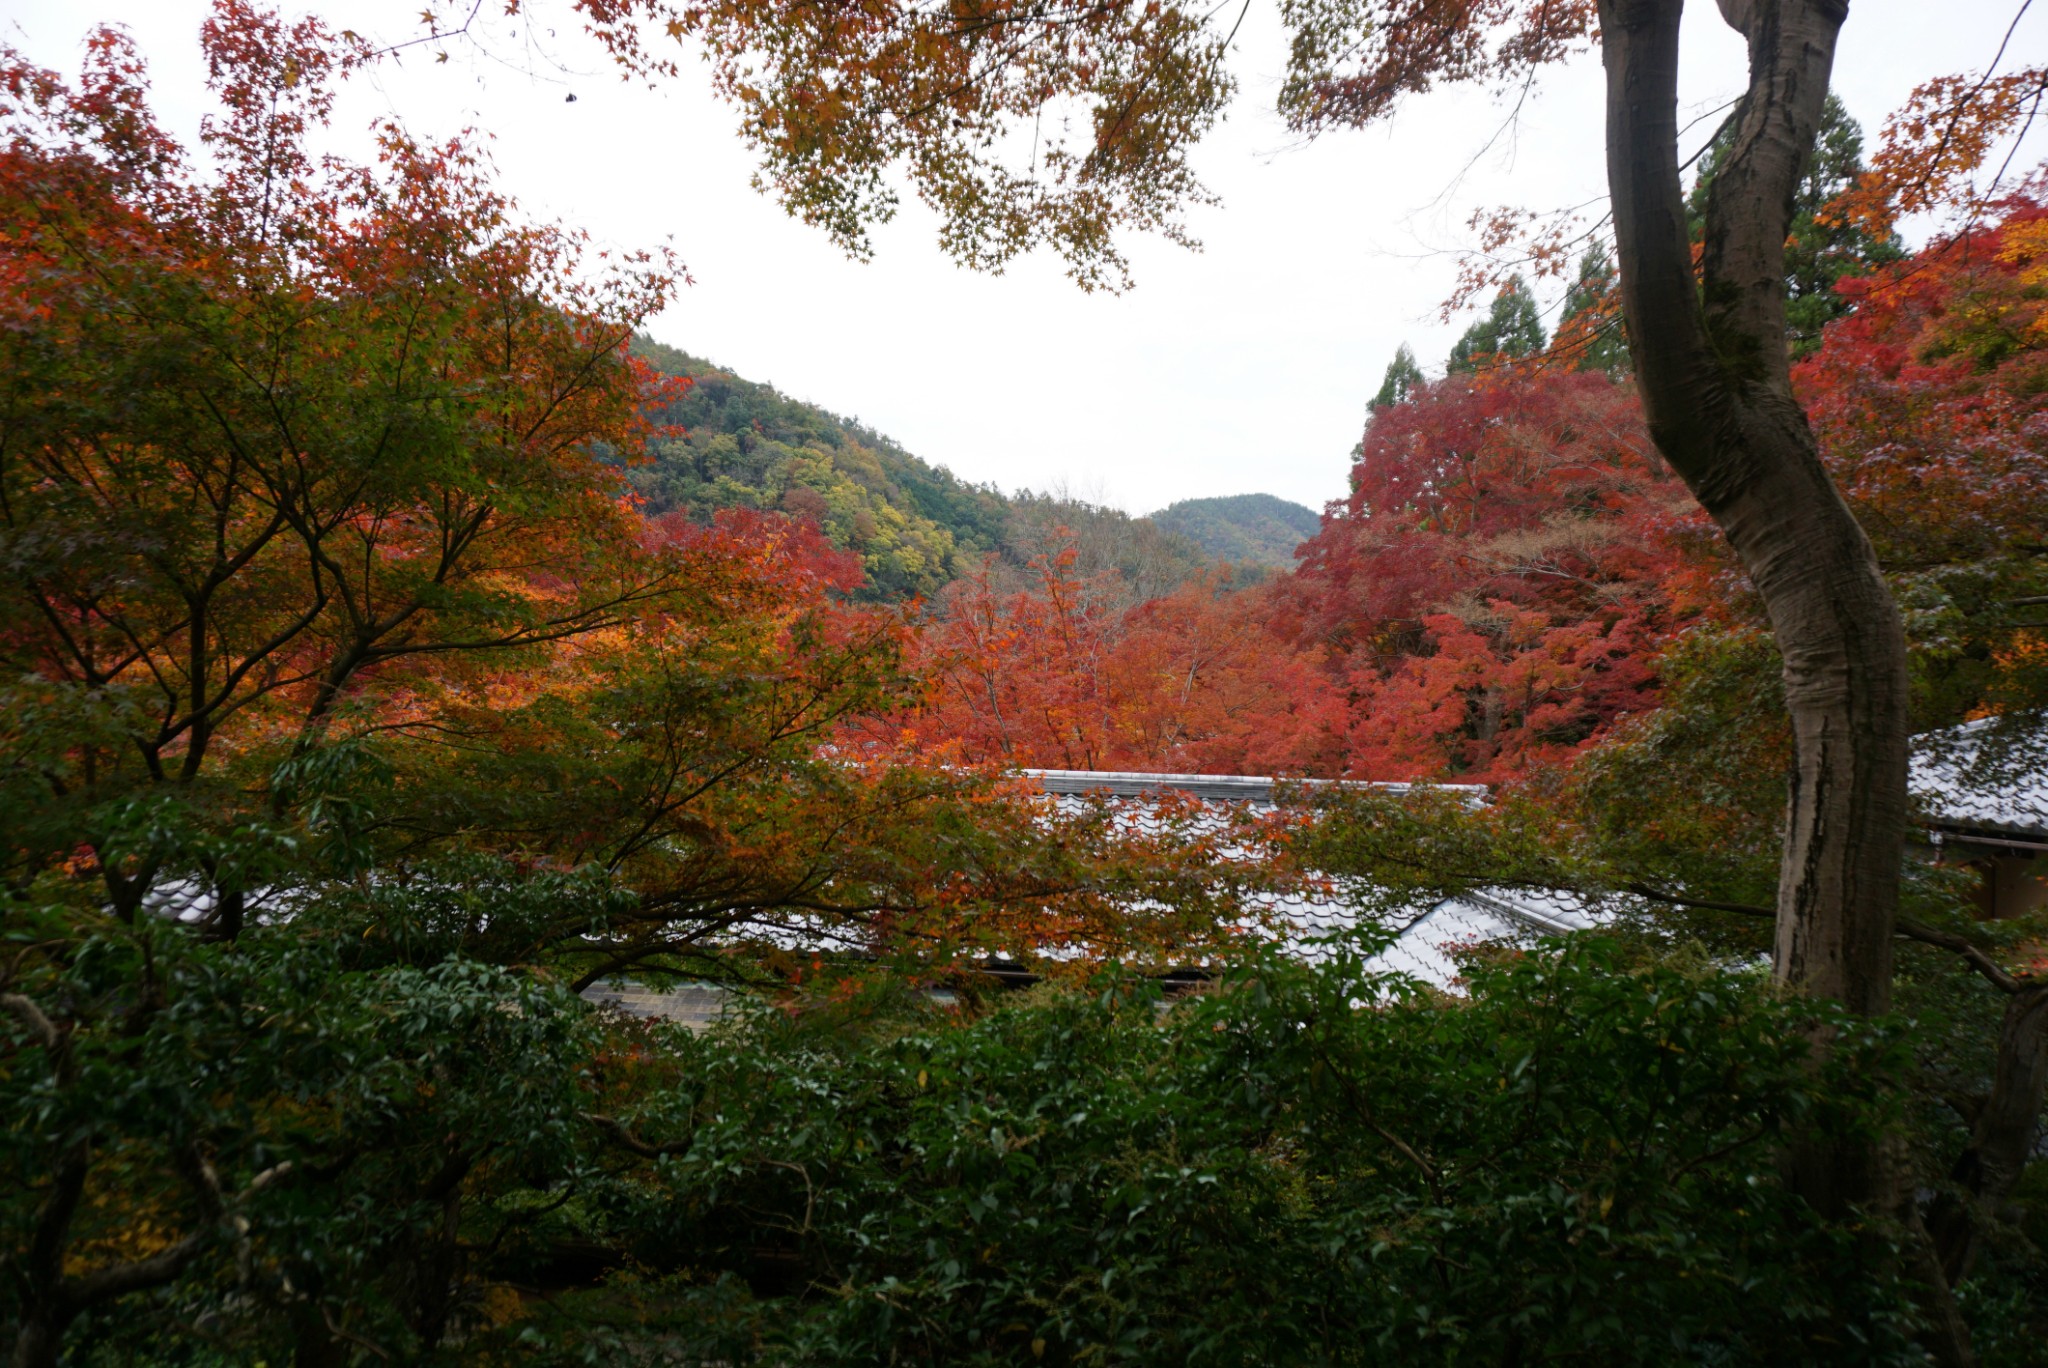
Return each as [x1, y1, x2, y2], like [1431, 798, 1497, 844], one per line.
[1555, 243, 1632, 372]
[1445, 275, 1547, 373]
[1370, 342, 1426, 409]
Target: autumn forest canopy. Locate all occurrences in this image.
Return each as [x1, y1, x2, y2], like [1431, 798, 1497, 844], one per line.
[5, 1, 2048, 1364]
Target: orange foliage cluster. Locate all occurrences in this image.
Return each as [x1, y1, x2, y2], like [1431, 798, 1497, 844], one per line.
[1799, 197, 2048, 565]
[0, 1, 688, 800]
[887, 548, 1348, 776]
[887, 367, 1690, 784]
[1830, 67, 2048, 237]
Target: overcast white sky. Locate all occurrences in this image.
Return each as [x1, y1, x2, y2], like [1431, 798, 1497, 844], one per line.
[4, 1, 2041, 512]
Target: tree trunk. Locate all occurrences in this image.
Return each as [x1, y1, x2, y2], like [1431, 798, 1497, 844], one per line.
[1600, 0, 1911, 1212]
[1929, 984, 2048, 1282]
[1597, 0, 1952, 1356]
[290, 1303, 350, 1368]
[1595, 0, 1905, 1006]
[9, 1319, 63, 1368]
[11, 1137, 88, 1368]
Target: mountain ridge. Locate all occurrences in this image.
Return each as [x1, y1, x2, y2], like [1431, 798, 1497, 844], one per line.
[630, 337, 1010, 599]
[631, 338, 1322, 594]
[1148, 493, 1323, 568]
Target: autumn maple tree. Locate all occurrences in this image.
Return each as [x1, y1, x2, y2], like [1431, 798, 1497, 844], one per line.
[0, 2, 693, 925]
[1283, 365, 1687, 779]
[0, 10, 699, 1355]
[0, 11, 1317, 1360]
[893, 534, 1348, 775]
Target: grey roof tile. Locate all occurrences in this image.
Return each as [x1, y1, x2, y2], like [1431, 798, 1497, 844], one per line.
[1910, 717, 2048, 840]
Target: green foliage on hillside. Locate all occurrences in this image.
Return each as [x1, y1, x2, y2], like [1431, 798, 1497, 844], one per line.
[628, 340, 1236, 599]
[629, 338, 1010, 599]
[1008, 490, 1214, 601]
[1149, 493, 1322, 568]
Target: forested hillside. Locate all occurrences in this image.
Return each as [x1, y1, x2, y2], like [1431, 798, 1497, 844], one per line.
[629, 338, 1010, 598]
[1149, 493, 1322, 567]
[629, 340, 1237, 600]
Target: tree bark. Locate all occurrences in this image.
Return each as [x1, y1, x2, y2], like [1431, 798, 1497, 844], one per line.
[1598, 0, 1908, 1189]
[1597, 1, 1952, 1354]
[1929, 984, 2048, 1283]
[1596, 0, 1905, 1004]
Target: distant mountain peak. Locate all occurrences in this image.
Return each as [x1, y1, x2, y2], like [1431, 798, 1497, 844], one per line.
[1146, 494, 1322, 568]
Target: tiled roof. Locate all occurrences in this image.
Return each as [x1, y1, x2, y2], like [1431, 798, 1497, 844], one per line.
[1365, 896, 1543, 986]
[561, 733, 2048, 1024]
[1024, 768, 1488, 804]
[582, 981, 731, 1031]
[1910, 716, 2048, 842]
[583, 773, 1598, 1020]
[1033, 771, 1605, 986]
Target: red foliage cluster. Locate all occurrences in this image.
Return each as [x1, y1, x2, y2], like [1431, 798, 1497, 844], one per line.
[889, 548, 1348, 775]
[1797, 199, 2048, 571]
[886, 368, 1696, 783]
[1794, 195, 2048, 716]
[1280, 368, 1692, 779]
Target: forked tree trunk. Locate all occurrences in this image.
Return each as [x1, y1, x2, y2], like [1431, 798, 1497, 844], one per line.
[1597, 0, 1963, 1355]
[1596, 0, 1906, 1166]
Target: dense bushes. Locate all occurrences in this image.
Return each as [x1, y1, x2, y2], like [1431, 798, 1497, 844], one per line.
[509, 942, 1924, 1365]
[13, 902, 2034, 1364]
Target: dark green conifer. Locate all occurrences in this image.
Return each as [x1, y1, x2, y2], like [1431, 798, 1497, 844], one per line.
[1370, 342, 1426, 409]
[1557, 245, 1631, 373]
[1446, 277, 1546, 373]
